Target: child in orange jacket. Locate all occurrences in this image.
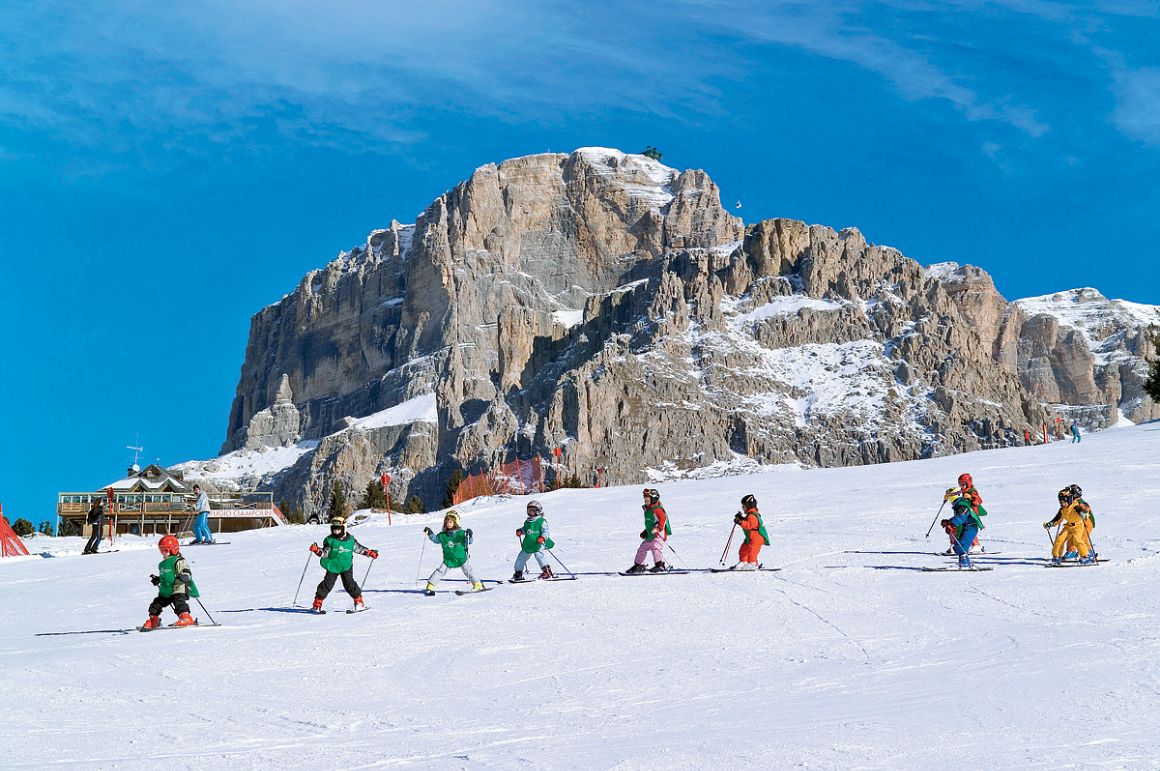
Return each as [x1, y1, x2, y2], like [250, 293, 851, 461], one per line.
[732, 494, 771, 570]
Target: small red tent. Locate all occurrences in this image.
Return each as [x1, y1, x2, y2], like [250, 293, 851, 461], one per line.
[0, 503, 31, 557]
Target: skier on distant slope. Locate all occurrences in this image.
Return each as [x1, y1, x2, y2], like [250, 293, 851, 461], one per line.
[424, 510, 484, 594]
[309, 516, 378, 612]
[142, 535, 198, 629]
[625, 488, 671, 574]
[939, 493, 983, 569]
[513, 500, 555, 581]
[1044, 486, 1096, 565]
[731, 494, 770, 570]
[943, 473, 986, 554]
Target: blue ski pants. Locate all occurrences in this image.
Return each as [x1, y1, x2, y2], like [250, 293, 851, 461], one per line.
[193, 512, 214, 543]
[514, 550, 549, 572]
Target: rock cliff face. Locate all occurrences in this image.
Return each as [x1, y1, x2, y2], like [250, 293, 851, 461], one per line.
[183, 149, 1157, 516]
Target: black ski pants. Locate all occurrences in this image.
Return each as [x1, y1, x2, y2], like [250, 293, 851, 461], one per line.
[83, 516, 104, 553]
[149, 593, 190, 617]
[316, 568, 360, 600]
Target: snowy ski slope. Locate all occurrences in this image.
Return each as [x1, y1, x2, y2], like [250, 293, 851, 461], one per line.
[3, 423, 1159, 768]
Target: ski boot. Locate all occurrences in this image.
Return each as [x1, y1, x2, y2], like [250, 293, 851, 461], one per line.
[174, 613, 196, 627]
[540, 565, 555, 579]
[1050, 556, 1063, 566]
[142, 614, 161, 630]
[1077, 554, 1096, 565]
[736, 562, 758, 571]
[353, 596, 365, 610]
[471, 581, 485, 592]
[1064, 550, 1079, 560]
[942, 548, 955, 556]
[649, 562, 668, 573]
[423, 582, 436, 597]
[512, 570, 525, 582]
[625, 563, 647, 574]
[311, 597, 325, 613]
[958, 555, 973, 570]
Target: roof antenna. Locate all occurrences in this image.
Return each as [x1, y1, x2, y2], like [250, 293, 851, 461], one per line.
[126, 433, 144, 471]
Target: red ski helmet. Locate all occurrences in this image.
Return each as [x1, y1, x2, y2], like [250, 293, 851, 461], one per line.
[158, 535, 180, 556]
[957, 473, 973, 487]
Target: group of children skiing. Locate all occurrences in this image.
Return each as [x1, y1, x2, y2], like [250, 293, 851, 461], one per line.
[936, 475, 1098, 569]
[140, 474, 1098, 628]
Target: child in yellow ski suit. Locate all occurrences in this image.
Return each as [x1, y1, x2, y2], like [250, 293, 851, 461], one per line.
[1043, 486, 1095, 565]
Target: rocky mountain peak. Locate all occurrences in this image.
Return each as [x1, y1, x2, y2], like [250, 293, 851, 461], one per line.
[184, 149, 1157, 517]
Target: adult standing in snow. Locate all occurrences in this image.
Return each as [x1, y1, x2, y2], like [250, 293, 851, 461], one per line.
[1071, 423, 1082, 443]
[309, 516, 377, 611]
[625, 488, 671, 573]
[512, 500, 555, 581]
[190, 484, 215, 544]
[82, 498, 105, 555]
[732, 494, 770, 570]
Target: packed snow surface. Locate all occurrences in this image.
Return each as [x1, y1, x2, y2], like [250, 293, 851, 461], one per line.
[4, 423, 1160, 768]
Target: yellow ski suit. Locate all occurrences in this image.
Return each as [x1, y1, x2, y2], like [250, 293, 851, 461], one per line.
[1046, 501, 1091, 559]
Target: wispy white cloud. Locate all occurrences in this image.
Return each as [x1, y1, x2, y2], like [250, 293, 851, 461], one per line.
[2, 0, 1153, 159]
[1112, 67, 1160, 144]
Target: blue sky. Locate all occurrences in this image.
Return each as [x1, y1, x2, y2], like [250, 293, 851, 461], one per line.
[1, 1, 1158, 525]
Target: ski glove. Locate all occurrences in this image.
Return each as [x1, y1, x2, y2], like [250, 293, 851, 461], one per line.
[309, 543, 322, 555]
[640, 530, 648, 540]
[516, 529, 524, 537]
[367, 549, 379, 560]
[537, 536, 545, 544]
[939, 519, 951, 528]
[423, 527, 433, 536]
[466, 529, 473, 538]
[150, 574, 160, 586]
[734, 513, 744, 524]
[1043, 521, 1053, 529]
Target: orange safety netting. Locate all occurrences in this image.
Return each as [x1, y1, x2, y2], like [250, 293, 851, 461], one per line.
[0, 511, 30, 557]
[452, 458, 544, 505]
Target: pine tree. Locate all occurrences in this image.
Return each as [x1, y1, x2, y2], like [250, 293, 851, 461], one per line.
[361, 480, 388, 510]
[38, 520, 53, 536]
[405, 495, 426, 514]
[1144, 327, 1160, 404]
[443, 468, 465, 507]
[11, 518, 34, 537]
[327, 480, 350, 521]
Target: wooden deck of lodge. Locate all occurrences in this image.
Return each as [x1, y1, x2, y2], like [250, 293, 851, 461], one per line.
[57, 491, 286, 537]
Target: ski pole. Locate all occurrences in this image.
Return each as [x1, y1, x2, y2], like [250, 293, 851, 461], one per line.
[719, 523, 737, 565]
[414, 534, 428, 583]
[545, 547, 575, 577]
[664, 540, 689, 569]
[925, 500, 948, 538]
[361, 556, 374, 588]
[194, 597, 218, 626]
[292, 552, 312, 607]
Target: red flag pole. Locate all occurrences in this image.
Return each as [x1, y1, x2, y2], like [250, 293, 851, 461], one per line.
[380, 473, 392, 526]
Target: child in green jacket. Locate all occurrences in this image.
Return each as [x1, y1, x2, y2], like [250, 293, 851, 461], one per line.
[309, 516, 378, 612]
[143, 535, 198, 629]
[424, 510, 483, 595]
[513, 500, 555, 581]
